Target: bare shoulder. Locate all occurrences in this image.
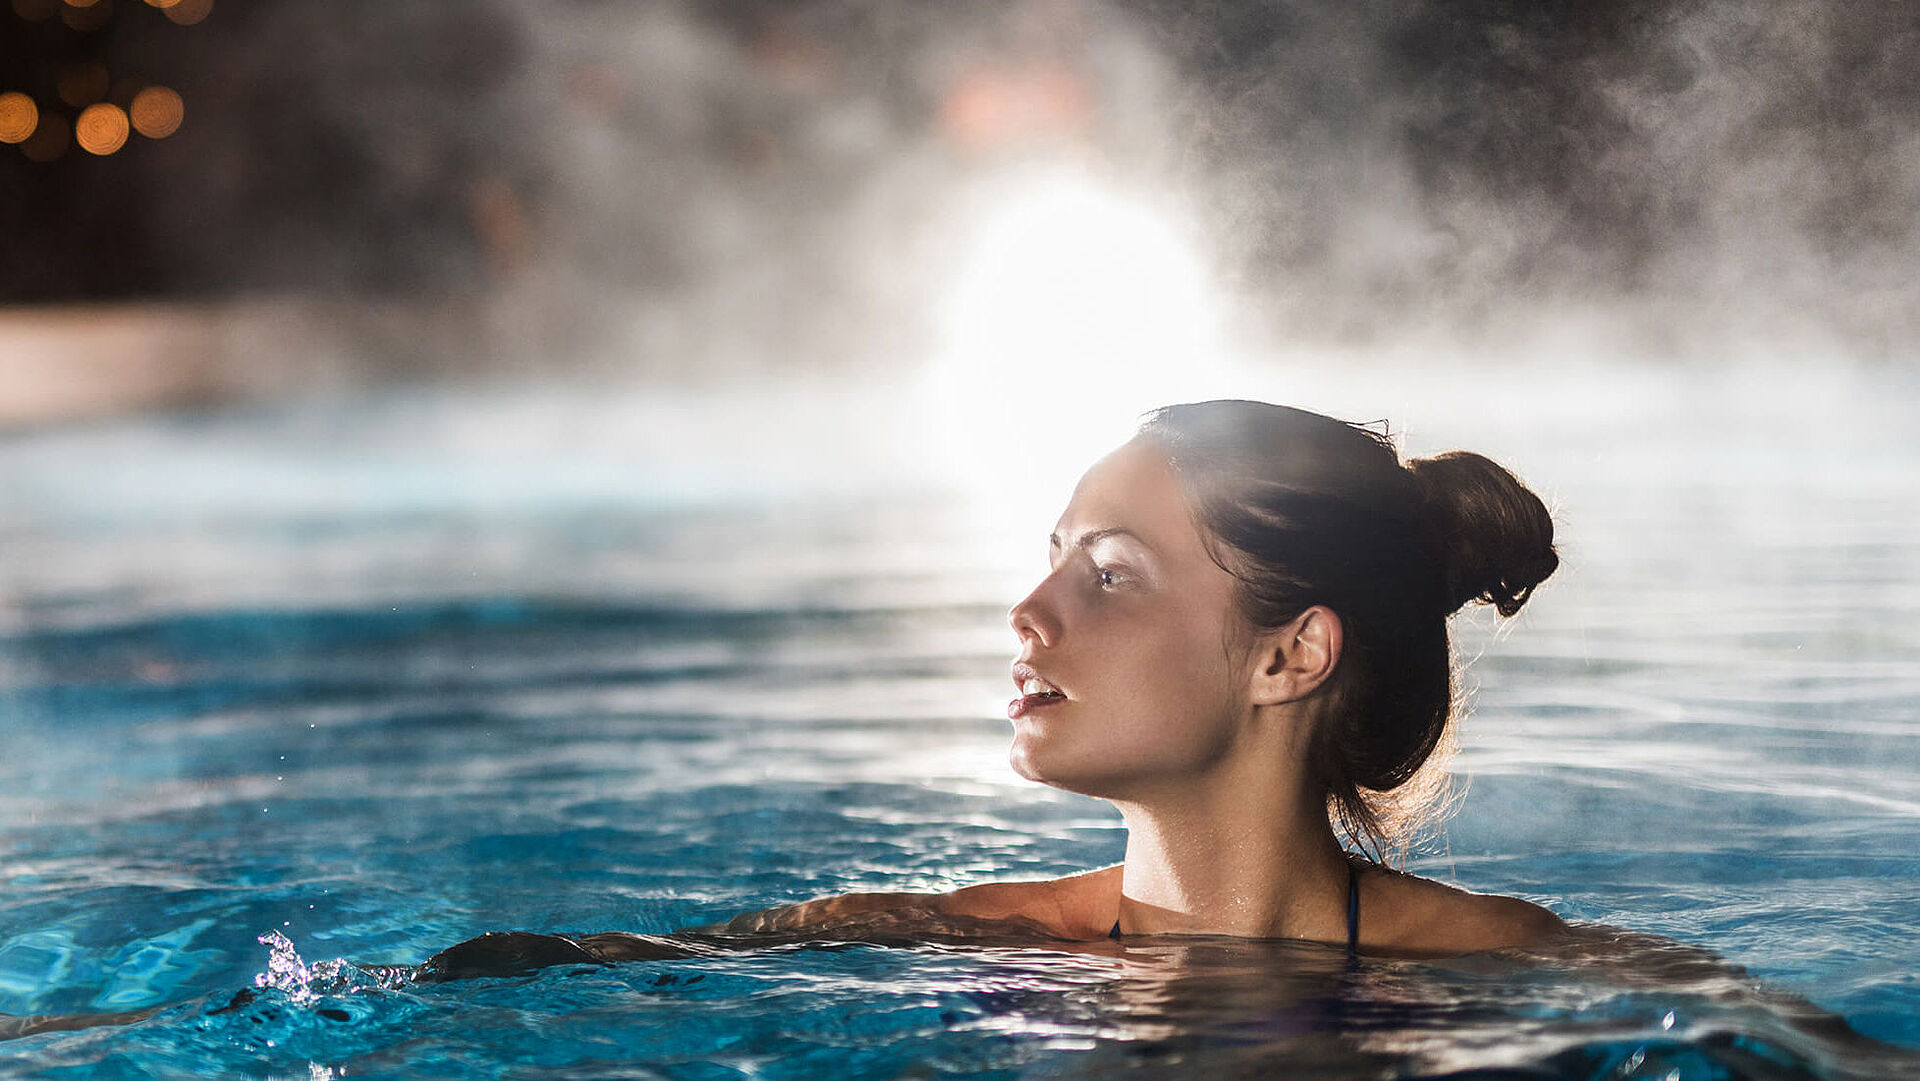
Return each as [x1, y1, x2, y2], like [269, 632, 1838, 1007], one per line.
[706, 865, 1123, 940]
[1359, 864, 1565, 955]
[939, 863, 1123, 940]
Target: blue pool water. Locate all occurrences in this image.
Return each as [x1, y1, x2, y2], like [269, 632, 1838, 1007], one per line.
[1, 363, 1917, 1078]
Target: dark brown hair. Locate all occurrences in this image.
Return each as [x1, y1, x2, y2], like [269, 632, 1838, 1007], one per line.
[1136, 400, 1558, 859]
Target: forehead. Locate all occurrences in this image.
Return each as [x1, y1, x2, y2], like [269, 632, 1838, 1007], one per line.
[1055, 439, 1208, 557]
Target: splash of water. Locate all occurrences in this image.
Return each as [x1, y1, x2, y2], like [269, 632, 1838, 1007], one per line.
[253, 930, 411, 1005]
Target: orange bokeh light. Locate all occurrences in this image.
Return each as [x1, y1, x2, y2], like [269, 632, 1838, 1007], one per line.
[0, 93, 38, 144]
[60, 0, 109, 30]
[75, 102, 129, 155]
[144, 0, 182, 7]
[939, 63, 1093, 156]
[130, 86, 184, 139]
[163, 0, 209, 24]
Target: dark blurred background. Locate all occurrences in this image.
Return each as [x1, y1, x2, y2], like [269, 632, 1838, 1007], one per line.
[3, 0, 1917, 423]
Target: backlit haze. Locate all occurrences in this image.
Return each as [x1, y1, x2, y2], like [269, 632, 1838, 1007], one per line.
[3, 0, 1917, 618]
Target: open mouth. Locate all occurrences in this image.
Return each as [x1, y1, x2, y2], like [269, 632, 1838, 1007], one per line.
[1019, 678, 1064, 700]
[1008, 671, 1067, 719]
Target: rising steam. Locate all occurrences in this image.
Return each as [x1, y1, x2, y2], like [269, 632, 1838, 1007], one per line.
[22, 0, 1915, 370]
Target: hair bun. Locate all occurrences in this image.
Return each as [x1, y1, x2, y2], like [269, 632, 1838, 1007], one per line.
[1406, 451, 1558, 617]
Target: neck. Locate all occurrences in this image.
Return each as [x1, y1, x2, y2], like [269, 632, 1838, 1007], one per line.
[1112, 749, 1351, 940]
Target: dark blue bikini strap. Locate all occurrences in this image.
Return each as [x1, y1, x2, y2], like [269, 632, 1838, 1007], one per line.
[1346, 859, 1361, 956]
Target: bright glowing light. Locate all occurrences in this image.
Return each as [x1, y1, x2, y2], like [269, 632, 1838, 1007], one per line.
[0, 93, 37, 144]
[75, 102, 128, 155]
[130, 86, 184, 138]
[921, 167, 1238, 508]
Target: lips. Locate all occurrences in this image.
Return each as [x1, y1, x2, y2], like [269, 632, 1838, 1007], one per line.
[1008, 662, 1066, 720]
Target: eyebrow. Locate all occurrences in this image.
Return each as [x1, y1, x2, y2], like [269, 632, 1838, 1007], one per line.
[1048, 526, 1154, 554]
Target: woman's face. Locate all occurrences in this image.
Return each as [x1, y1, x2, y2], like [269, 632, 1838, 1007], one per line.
[1007, 437, 1256, 798]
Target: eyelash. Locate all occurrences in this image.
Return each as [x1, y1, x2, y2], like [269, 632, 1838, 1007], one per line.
[1045, 552, 1127, 590]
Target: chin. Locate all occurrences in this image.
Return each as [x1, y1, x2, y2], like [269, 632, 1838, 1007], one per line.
[1006, 737, 1125, 798]
[1006, 736, 1043, 783]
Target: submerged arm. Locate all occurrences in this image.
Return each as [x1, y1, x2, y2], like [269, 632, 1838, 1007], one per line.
[691, 890, 942, 934]
[418, 884, 1061, 981]
[423, 870, 1119, 982]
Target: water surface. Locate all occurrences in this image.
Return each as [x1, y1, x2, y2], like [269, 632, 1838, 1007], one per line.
[1, 362, 1916, 1078]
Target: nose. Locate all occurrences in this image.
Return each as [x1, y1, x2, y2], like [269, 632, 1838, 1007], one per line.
[1008, 581, 1056, 649]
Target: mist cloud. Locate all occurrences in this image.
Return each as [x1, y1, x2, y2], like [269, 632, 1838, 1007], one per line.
[10, 0, 1914, 368]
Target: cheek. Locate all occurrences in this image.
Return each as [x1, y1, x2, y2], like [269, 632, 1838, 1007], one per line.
[1068, 584, 1229, 679]
[1008, 594, 1248, 790]
[1128, 632, 1240, 737]
[1125, 598, 1238, 690]
[1135, 603, 1252, 746]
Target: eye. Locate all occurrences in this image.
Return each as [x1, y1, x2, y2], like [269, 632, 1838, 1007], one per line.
[1096, 567, 1120, 589]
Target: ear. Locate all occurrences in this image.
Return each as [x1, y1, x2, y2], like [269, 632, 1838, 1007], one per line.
[1247, 605, 1343, 706]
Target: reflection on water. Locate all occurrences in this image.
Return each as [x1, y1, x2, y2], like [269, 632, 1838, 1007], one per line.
[0, 360, 1916, 1077]
[11, 924, 1915, 1079]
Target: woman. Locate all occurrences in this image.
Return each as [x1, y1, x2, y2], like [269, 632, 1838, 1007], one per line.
[711, 399, 1564, 955]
